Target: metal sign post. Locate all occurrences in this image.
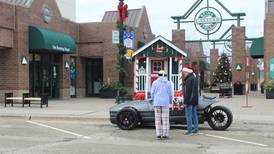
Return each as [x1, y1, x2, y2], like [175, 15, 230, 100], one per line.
[243, 56, 252, 108]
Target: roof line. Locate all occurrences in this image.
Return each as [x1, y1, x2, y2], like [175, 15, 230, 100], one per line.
[132, 35, 187, 57]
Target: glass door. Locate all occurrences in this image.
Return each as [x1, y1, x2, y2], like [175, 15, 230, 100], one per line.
[30, 54, 60, 98]
[86, 59, 103, 97]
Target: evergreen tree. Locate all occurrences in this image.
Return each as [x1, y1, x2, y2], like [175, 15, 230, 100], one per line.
[215, 53, 232, 84]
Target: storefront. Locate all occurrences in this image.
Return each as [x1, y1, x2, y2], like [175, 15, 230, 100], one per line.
[132, 36, 187, 99]
[28, 26, 76, 98]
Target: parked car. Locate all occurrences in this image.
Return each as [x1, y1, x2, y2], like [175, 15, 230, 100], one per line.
[110, 95, 233, 130]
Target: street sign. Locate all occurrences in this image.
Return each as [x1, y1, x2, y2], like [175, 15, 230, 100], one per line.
[269, 57, 274, 80]
[235, 64, 242, 71]
[123, 31, 134, 49]
[112, 30, 119, 44]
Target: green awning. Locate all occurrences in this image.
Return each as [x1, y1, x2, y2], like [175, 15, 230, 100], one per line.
[250, 37, 264, 58]
[199, 60, 210, 70]
[29, 26, 76, 54]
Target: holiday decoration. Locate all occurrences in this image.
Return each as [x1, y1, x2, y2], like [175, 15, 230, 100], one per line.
[117, 4, 128, 22]
[215, 53, 232, 84]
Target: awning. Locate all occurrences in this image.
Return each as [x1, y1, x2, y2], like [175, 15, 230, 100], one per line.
[250, 37, 264, 58]
[29, 26, 76, 54]
[199, 60, 211, 71]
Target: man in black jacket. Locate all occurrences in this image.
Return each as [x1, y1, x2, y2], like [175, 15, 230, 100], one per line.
[182, 66, 199, 135]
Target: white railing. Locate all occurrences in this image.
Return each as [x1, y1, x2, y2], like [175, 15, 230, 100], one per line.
[171, 74, 179, 91]
[137, 74, 146, 91]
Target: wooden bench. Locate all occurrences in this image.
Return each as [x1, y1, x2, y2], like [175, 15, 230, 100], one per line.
[5, 93, 23, 107]
[23, 93, 48, 108]
[4, 93, 48, 108]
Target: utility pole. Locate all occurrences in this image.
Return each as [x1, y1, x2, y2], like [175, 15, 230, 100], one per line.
[117, 0, 128, 86]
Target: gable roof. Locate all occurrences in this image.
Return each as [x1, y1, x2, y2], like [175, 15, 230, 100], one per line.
[102, 6, 145, 28]
[132, 35, 187, 57]
[0, 0, 33, 7]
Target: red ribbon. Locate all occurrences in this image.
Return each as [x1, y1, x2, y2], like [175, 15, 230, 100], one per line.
[117, 4, 128, 22]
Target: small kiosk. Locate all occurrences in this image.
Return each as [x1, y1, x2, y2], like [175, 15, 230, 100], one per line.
[132, 36, 187, 99]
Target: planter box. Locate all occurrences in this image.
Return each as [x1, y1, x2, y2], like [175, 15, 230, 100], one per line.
[100, 90, 117, 98]
[266, 90, 274, 99]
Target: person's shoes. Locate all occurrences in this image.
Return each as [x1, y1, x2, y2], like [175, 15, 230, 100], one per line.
[184, 132, 193, 136]
[162, 136, 169, 140]
[192, 130, 199, 135]
[156, 136, 162, 140]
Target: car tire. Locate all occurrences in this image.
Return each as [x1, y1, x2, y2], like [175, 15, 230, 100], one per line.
[116, 108, 139, 130]
[207, 106, 233, 130]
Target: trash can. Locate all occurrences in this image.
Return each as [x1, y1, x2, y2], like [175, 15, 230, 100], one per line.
[234, 82, 244, 95]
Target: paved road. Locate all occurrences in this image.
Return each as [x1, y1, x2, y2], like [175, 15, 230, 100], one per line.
[0, 117, 273, 154]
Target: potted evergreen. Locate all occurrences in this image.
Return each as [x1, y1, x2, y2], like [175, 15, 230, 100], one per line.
[100, 82, 127, 98]
[264, 80, 274, 99]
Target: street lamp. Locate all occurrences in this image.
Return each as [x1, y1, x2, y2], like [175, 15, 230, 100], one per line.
[117, 0, 128, 86]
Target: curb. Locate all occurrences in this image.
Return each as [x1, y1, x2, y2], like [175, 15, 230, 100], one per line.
[0, 115, 109, 122]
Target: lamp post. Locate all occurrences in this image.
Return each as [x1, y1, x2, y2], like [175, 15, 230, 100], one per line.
[117, 0, 128, 86]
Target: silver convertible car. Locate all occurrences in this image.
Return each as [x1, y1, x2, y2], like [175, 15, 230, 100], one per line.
[110, 96, 233, 130]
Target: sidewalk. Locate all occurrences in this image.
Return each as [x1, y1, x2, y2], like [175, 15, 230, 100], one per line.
[0, 92, 273, 122]
[202, 91, 274, 123]
[0, 98, 115, 121]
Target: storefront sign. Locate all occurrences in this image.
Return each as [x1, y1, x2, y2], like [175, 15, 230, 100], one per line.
[52, 45, 71, 52]
[269, 57, 274, 80]
[112, 30, 119, 44]
[123, 31, 134, 49]
[194, 7, 222, 35]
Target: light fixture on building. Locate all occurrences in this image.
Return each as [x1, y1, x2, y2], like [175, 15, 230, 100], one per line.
[65, 61, 70, 69]
[252, 72, 255, 76]
[21, 56, 28, 65]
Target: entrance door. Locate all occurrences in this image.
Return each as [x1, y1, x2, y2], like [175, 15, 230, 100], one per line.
[30, 54, 60, 98]
[151, 60, 165, 85]
[86, 59, 103, 97]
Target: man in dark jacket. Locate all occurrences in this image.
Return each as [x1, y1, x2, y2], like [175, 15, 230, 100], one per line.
[182, 66, 199, 135]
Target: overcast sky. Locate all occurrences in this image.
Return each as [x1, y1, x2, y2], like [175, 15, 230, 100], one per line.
[76, 0, 265, 55]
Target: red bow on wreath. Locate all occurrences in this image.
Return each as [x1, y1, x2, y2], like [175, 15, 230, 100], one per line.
[117, 4, 128, 22]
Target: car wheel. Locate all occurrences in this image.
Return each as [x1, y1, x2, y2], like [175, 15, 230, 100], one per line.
[116, 108, 139, 130]
[207, 106, 233, 130]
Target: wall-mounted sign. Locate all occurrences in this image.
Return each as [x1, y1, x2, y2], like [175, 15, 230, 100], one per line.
[123, 31, 134, 49]
[194, 7, 222, 35]
[235, 64, 242, 71]
[112, 30, 119, 44]
[269, 57, 274, 80]
[41, 5, 52, 23]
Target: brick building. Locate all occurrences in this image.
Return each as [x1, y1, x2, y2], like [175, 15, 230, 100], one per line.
[0, 0, 154, 102]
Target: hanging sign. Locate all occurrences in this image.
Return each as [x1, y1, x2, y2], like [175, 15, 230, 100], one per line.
[123, 31, 134, 49]
[125, 49, 133, 59]
[269, 57, 274, 80]
[112, 30, 120, 44]
[194, 7, 222, 35]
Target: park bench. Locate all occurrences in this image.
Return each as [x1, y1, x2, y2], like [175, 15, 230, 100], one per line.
[4, 93, 22, 107]
[22, 93, 48, 108]
[4, 92, 48, 108]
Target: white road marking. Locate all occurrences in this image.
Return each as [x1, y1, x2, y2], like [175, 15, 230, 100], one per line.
[26, 120, 91, 139]
[200, 133, 268, 147]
